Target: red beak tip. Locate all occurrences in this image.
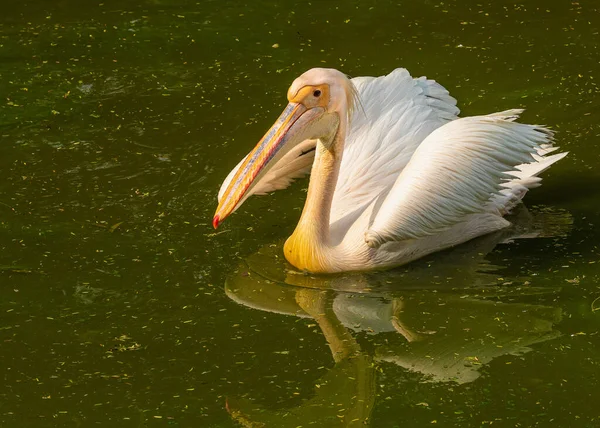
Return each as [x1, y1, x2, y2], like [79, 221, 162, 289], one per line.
[212, 215, 220, 229]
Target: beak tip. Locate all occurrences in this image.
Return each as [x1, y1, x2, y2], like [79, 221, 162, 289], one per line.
[212, 215, 220, 229]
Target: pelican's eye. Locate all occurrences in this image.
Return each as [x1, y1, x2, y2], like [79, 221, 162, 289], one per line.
[313, 90, 321, 97]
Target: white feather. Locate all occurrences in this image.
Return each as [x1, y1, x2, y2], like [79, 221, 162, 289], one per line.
[331, 69, 460, 221]
[363, 110, 563, 247]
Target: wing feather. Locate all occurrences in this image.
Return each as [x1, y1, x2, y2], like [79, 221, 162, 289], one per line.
[331, 69, 460, 221]
[364, 110, 564, 247]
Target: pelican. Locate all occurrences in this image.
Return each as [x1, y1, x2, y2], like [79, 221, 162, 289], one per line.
[214, 68, 567, 273]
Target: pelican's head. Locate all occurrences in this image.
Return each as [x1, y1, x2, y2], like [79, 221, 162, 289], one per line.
[286, 68, 359, 122]
[213, 68, 358, 228]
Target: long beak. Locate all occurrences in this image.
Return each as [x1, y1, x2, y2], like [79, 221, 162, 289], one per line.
[213, 102, 322, 228]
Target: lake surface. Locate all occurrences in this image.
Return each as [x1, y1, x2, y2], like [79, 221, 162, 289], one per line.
[1, 0, 599, 426]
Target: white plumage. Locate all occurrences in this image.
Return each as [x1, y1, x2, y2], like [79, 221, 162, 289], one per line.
[331, 70, 460, 222]
[364, 110, 563, 247]
[216, 67, 567, 273]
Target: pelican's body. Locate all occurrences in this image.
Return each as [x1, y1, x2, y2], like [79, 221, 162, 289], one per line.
[214, 68, 566, 273]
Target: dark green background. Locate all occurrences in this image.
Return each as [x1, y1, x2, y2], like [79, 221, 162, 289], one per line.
[1, 0, 599, 426]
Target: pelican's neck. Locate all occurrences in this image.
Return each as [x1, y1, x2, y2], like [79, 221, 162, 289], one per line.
[300, 138, 342, 237]
[284, 116, 346, 272]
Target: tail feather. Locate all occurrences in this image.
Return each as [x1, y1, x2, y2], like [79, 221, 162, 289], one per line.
[513, 151, 568, 180]
[491, 150, 567, 216]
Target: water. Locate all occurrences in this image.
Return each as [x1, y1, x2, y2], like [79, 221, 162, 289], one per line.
[1, 0, 599, 426]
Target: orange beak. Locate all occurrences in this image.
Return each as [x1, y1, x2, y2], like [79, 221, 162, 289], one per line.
[214, 102, 322, 228]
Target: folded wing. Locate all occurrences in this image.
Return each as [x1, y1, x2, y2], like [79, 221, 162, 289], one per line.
[331, 69, 460, 222]
[364, 110, 566, 248]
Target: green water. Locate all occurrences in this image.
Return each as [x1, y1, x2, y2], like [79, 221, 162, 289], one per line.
[1, 0, 599, 426]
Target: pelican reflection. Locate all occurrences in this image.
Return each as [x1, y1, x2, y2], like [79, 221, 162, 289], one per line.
[224, 207, 571, 427]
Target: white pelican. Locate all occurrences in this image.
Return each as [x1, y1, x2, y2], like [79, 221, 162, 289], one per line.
[214, 68, 567, 273]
